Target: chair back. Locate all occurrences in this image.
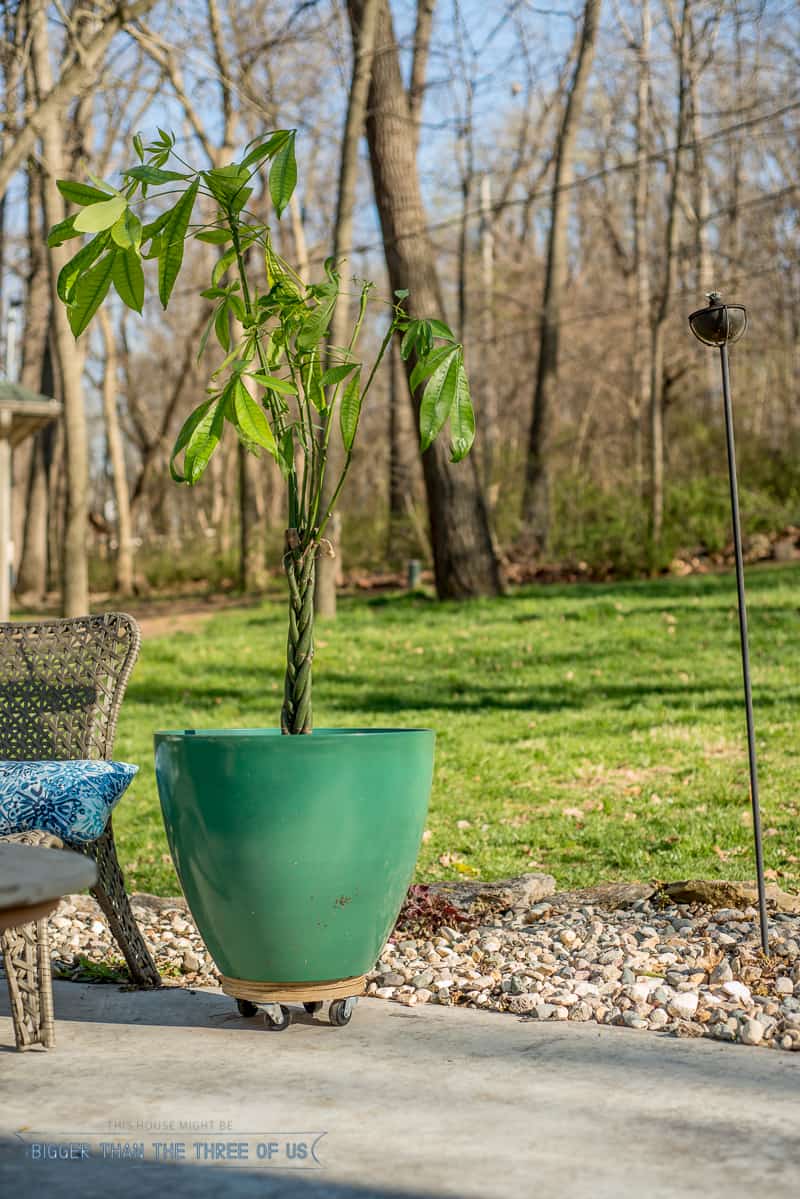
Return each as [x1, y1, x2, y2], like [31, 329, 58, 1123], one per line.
[0, 614, 141, 761]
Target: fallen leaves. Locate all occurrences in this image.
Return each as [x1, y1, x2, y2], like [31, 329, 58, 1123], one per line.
[713, 844, 746, 862]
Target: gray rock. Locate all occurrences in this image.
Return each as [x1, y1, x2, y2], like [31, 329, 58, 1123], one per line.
[411, 969, 434, 989]
[660, 879, 800, 915]
[710, 958, 733, 984]
[722, 980, 752, 1005]
[548, 882, 656, 909]
[738, 1017, 765, 1046]
[181, 950, 200, 973]
[428, 872, 556, 915]
[667, 992, 699, 1020]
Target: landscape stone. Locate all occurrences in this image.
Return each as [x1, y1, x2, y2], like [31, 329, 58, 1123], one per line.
[660, 879, 800, 915]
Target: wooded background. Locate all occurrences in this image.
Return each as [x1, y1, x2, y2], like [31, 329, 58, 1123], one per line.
[1, 0, 798, 613]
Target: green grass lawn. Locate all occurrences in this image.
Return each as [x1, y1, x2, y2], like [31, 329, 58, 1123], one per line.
[111, 563, 800, 897]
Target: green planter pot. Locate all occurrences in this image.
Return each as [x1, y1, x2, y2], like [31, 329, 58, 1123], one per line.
[153, 728, 434, 990]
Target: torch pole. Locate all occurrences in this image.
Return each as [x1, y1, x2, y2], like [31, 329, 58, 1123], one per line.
[719, 342, 770, 955]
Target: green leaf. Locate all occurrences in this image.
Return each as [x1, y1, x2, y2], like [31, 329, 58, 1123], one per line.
[277, 428, 294, 479]
[194, 228, 232, 245]
[248, 372, 298, 395]
[212, 246, 238, 286]
[142, 234, 161, 261]
[400, 321, 420, 361]
[394, 288, 409, 300]
[183, 397, 225, 484]
[111, 248, 145, 313]
[296, 289, 337, 352]
[214, 303, 231, 351]
[133, 132, 145, 162]
[88, 174, 120, 197]
[428, 319, 456, 341]
[449, 362, 475, 462]
[73, 195, 127, 234]
[409, 343, 458, 394]
[320, 363, 358, 387]
[158, 178, 199, 307]
[57, 180, 111, 206]
[110, 209, 143, 251]
[123, 165, 190, 184]
[47, 216, 80, 247]
[339, 368, 363, 452]
[241, 129, 292, 170]
[202, 165, 252, 212]
[141, 209, 172, 243]
[232, 378, 278, 456]
[57, 232, 110, 304]
[305, 351, 326, 413]
[420, 349, 460, 452]
[269, 131, 297, 217]
[197, 310, 216, 361]
[67, 250, 117, 337]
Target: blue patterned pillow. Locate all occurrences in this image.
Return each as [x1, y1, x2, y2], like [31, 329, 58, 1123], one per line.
[0, 761, 138, 844]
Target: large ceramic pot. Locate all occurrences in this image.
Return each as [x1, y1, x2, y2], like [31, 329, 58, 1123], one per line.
[154, 728, 434, 999]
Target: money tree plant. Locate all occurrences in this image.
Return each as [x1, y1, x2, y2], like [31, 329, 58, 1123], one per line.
[49, 129, 475, 734]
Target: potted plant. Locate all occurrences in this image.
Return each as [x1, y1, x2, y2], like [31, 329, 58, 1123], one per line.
[50, 129, 474, 1028]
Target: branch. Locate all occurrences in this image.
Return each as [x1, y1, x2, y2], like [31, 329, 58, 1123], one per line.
[0, 0, 157, 199]
[409, 0, 435, 150]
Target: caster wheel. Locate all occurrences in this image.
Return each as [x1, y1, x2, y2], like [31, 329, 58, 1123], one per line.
[236, 998, 259, 1018]
[303, 1001, 323, 1015]
[265, 1004, 291, 1031]
[329, 997, 357, 1027]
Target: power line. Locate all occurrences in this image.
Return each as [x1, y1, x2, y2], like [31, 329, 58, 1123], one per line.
[305, 99, 800, 266]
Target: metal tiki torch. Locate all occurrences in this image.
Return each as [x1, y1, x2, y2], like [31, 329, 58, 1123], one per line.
[688, 292, 769, 955]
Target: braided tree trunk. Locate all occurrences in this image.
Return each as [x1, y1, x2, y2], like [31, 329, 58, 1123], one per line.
[281, 531, 317, 734]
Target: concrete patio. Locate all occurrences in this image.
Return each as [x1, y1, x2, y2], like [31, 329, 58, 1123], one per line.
[0, 981, 798, 1198]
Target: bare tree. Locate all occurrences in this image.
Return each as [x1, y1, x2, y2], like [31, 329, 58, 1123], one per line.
[348, 0, 503, 599]
[0, 0, 156, 199]
[98, 310, 134, 593]
[30, 1, 90, 615]
[649, 0, 690, 547]
[315, 0, 380, 618]
[520, 0, 601, 549]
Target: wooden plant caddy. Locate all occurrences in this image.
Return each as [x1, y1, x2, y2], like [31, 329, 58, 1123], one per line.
[220, 973, 367, 1030]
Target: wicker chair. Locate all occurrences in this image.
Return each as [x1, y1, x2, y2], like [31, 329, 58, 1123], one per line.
[0, 613, 160, 1050]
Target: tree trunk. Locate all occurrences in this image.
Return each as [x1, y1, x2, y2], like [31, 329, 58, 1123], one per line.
[688, 58, 716, 420]
[632, 0, 651, 495]
[15, 162, 52, 601]
[409, 0, 435, 152]
[315, 0, 380, 619]
[388, 336, 414, 556]
[649, 0, 689, 550]
[521, 0, 601, 550]
[98, 311, 134, 594]
[478, 172, 498, 499]
[30, 2, 89, 615]
[349, 0, 502, 599]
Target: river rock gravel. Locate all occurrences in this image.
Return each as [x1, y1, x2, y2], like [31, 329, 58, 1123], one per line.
[38, 885, 800, 1053]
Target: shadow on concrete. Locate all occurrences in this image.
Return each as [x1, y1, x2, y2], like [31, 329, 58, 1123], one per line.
[2, 981, 798, 1098]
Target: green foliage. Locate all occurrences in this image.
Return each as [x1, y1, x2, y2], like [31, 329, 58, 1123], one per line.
[49, 127, 474, 563]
